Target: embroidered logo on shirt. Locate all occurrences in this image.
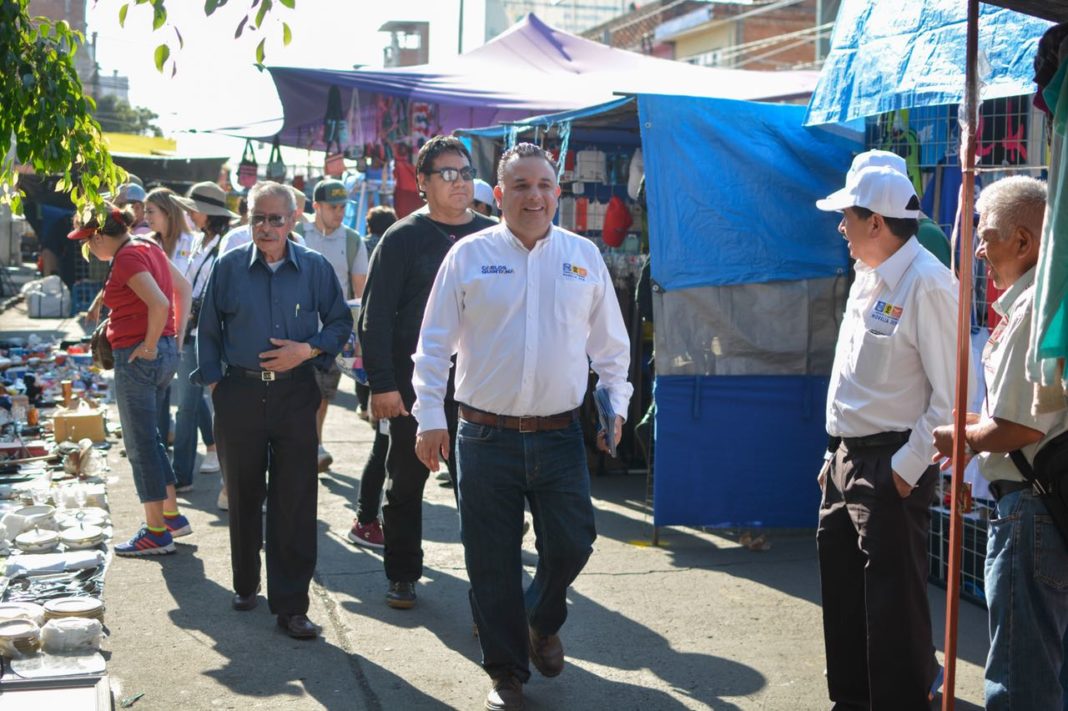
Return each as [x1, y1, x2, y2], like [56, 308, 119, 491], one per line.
[480, 265, 514, 275]
[562, 263, 588, 280]
[871, 300, 903, 326]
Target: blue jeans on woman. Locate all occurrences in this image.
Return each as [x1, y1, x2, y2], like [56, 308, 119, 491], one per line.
[456, 418, 596, 683]
[173, 339, 214, 487]
[113, 337, 179, 503]
[984, 488, 1068, 710]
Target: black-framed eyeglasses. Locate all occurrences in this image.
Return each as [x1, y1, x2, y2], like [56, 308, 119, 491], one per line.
[249, 213, 288, 227]
[427, 166, 477, 183]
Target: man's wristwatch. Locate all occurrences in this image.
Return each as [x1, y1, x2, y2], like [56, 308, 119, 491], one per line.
[307, 345, 322, 360]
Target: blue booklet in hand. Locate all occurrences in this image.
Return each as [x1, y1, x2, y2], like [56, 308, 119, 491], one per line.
[594, 387, 617, 458]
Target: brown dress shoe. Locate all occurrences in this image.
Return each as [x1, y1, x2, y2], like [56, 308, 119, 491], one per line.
[485, 675, 524, 711]
[231, 591, 258, 611]
[277, 613, 319, 640]
[528, 626, 564, 677]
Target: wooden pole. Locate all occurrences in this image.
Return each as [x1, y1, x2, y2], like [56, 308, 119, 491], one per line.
[942, 1, 979, 708]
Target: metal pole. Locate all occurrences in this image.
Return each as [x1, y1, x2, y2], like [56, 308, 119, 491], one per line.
[458, 0, 465, 54]
[942, 1, 979, 708]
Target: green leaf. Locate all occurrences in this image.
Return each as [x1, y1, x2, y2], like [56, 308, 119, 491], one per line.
[279, 0, 295, 8]
[254, 0, 271, 30]
[154, 43, 169, 72]
[234, 15, 248, 38]
[152, 4, 167, 30]
[282, 22, 291, 46]
[255, 38, 265, 65]
[118, 4, 129, 27]
[204, 0, 218, 15]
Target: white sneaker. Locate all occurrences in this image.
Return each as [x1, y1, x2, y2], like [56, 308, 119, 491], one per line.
[200, 450, 221, 473]
[217, 486, 228, 511]
[317, 445, 333, 473]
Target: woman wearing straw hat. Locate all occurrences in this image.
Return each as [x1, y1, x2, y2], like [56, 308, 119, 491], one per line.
[67, 203, 194, 555]
[167, 183, 238, 500]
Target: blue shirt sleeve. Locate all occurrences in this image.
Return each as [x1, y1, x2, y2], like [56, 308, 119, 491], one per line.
[306, 252, 353, 366]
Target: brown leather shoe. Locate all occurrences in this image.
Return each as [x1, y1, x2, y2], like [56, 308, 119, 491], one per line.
[528, 626, 564, 677]
[277, 613, 319, 640]
[484, 675, 523, 711]
[231, 590, 258, 611]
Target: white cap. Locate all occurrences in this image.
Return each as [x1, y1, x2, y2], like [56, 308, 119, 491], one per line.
[816, 165, 921, 219]
[472, 179, 495, 207]
[847, 149, 908, 181]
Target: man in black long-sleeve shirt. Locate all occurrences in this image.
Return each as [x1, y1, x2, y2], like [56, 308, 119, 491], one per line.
[357, 136, 496, 609]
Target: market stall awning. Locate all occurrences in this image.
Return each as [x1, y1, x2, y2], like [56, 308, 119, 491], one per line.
[266, 13, 820, 149]
[804, 0, 1053, 126]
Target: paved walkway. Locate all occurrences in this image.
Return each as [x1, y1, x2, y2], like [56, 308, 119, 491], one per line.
[3, 303, 991, 709]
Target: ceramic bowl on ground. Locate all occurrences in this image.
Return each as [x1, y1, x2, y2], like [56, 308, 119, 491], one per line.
[56, 510, 109, 529]
[59, 525, 105, 550]
[12, 505, 55, 531]
[0, 619, 41, 656]
[14, 528, 59, 553]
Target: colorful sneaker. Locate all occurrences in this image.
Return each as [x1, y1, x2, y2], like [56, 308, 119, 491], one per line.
[115, 526, 175, 557]
[200, 450, 221, 474]
[386, 581, 416, 609]
[164, 513, 192, 538]
[347, 519, 384, 549]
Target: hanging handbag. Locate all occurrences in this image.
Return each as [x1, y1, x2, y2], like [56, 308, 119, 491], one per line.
[1010, 431, 1068, 546]
[322, 85, 347, 177]
[265, 136, 286, 182]
[324, 139, 345, 177]
[237, 139, 258, 189]
[91, 318, 114, 370]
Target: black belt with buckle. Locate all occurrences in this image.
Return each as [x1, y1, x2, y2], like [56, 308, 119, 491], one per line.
[988, 479, 1031, 502]
[227, 364, 312, 382]
[831, 430, 911, 452]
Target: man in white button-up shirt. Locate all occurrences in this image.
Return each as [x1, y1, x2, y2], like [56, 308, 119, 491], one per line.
[412, 143, 631, 711]
[815, 162, 958, 710]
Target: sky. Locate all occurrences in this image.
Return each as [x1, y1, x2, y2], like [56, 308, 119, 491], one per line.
[86, 0, 488, 161]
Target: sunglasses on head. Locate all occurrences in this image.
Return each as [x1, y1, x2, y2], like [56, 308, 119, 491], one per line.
[427, 166, 477, 183]
[249, 213, 288, 227]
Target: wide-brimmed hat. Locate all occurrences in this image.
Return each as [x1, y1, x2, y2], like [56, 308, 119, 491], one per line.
[171, 182, 239, 218]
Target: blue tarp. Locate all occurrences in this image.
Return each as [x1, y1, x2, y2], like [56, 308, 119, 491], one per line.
[653, 375, 827, 528]
[637, 95, 858, 291]
[805, 0, 1052, 126]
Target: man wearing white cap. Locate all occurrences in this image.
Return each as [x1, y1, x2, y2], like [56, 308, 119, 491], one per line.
[471, 178, 498, 219]
[815, 163, 960, 710]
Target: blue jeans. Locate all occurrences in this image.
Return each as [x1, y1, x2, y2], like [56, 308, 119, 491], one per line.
[113, 337, 179, 503]
[456, 418, 596, 682]
[172, 339, 214, 487]
[984, 488, 1068, 710]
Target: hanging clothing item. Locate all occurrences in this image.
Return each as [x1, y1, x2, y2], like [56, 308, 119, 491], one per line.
[1028, 47, 1068, 405]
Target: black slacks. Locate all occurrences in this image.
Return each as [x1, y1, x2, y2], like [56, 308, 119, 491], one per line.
[213, 370, 321, 615]
[382, 381, 458, 582]
[817, 440, 939, 711]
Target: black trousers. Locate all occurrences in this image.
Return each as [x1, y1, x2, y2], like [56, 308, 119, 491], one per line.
[213, 371, 321, 615]
[382, 385, 458, 582]
[817, 441, 939, 711]
[356, 427, 388, 524]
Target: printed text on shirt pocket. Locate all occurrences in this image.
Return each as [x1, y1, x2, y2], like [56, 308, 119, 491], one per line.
[853, 329, 892, 384]
[554, 278, 595, 324]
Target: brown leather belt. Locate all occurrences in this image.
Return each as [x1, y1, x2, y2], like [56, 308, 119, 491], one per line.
[458, 404, 576, 433]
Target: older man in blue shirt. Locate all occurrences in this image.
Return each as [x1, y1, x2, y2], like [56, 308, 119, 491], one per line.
[194, 181, 351, 639]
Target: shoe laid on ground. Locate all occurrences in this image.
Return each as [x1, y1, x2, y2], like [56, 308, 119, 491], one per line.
[115, 526, 175, 557]
[164, 513, 192, 538]
[485, 676, 524, 711]
[217, 487, 228, 511]
[277, 613, 319, 639]
[232, 589, 259, 611]
[528, 626, 564, 677]
[386, 581, 416, 609]
[347, 519, 385, 549]
[200, 450, 221, 473]
[175, 482, 194, 493]
[317, 445, 333, 473]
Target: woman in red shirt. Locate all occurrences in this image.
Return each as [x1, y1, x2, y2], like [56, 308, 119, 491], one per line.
[68, 204, 193, 556]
